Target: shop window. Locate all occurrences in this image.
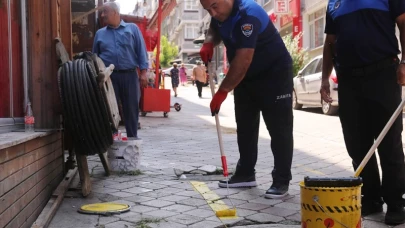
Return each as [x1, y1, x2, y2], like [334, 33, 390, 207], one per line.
[184, 0, 199, 10]
[308, 8, 326, 49]
[184, 24, 199, 39]
[0, 1, 24, 133]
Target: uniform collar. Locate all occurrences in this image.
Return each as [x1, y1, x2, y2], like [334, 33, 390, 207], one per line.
[230, 0, 241, 17]
[222, 0, 240, 23]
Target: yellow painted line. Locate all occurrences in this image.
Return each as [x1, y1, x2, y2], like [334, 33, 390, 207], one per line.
[190, 181, 238, 219]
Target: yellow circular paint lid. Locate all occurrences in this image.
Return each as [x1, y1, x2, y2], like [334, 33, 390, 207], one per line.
[79, 202, 130, 214]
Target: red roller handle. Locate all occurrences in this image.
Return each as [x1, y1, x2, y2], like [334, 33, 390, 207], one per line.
[221, 156, 228, 177]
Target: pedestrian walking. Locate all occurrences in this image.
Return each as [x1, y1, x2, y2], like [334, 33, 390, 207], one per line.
[179, 63, 187, 86]
[92, 1, 148, 138]
[193, 61, 207, 98]
[170, 63, 180, 97]
[200, 0, 294, 199]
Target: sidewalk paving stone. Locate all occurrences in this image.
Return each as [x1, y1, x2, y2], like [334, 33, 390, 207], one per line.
[141, 199, 176, 208]
[237, 202, 271, 211]
[107, 191, 135, 198]
[122, 195, 156, 203]
[160, 195, 191, 202]
[183, 208, 216, 218]
[49, 85, 399, 228]
[136, 183, 168, 190]
[260, 206, 297, 217]
[128, 205, 157, 213]
[104, 182, 138, 190]
[91, 187, 120, 194]
[112, 211, 141, 219]
[248, 197, 282, 206]
[246, 212, 284, 223]
[273, 202, 301, 211]
[234, 225, 300, 228]
[122, 186, 153, 194]
[148, 221, 187, 228]
[144, 209, 178, 218]
[177, 198, 208, 207]
[166, 214, 205, 225]
[228, 192, 260, 201]
[162, 204, 197, 213]
[234, 208, 257, 217]
[188, 220, 223, 228]
[104, 221, 136, 228]
[220, 198, 248, 206]
[175, 190, 201, 197]
[286, 213, 301, 222]
[98, 216, 120, 226]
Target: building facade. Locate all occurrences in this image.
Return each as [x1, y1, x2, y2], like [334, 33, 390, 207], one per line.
[158, 0, 202, 63]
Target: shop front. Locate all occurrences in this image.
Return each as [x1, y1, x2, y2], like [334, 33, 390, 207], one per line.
[278, 0, 302, 47]
[0, 0, 72, 227]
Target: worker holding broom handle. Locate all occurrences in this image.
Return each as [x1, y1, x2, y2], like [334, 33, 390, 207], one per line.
[200, 0, 294, 199]
[320, 0, 405, 225]
[93, 2, 149, 138]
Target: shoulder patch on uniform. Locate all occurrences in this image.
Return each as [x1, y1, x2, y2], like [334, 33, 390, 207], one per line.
[241, 23, 253, 37]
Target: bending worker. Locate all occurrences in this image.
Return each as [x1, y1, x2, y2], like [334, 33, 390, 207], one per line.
[200, 0, 294, 199]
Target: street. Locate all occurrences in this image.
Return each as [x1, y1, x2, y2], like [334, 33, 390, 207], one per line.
[49, 80, 404, 228]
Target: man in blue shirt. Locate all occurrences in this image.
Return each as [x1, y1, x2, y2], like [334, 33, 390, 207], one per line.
[93, 2, 148, 138]
[321, 0, 405, 224]
[200, 0, 294, 199]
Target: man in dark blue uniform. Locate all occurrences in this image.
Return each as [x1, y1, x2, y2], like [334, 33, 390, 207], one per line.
[321, 0, 405, 224]
[200, 0, 294, 199]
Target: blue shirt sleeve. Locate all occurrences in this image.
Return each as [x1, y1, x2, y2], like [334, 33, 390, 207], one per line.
[324, 7, 336, 35]
[131, 24, 149, 70]
[92, 31, 100, 54]
[389, 0, 405, 20]
[234, 15, 261, 49]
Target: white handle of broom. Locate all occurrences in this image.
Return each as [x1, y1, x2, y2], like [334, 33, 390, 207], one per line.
[354, 97, 405, 177]
[207, 61, 226, 158]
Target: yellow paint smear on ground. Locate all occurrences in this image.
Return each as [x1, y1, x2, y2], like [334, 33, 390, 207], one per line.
[190, 181, 238, 219]
[296, 164, 326, 176]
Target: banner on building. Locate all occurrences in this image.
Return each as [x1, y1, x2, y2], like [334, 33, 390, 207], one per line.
[274, 0, 289, 14]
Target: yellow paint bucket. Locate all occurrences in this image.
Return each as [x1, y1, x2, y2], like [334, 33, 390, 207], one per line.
[300, 181, 362, 228]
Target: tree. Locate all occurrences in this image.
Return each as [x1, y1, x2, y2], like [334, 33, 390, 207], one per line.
[154, 36, 178, 67]
[282, 33, 308, 76]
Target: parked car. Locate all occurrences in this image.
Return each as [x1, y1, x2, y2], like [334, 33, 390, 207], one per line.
[292, 55, 339, 115]
[162, 63, 197, 81]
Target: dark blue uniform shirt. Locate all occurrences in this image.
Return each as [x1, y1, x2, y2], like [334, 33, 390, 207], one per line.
[211, 0, 292, 78]
[325, 0, 405, 68]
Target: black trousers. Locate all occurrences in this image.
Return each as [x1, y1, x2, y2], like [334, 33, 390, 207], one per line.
[338, 64, 405, 206]
[111, 72, 140, 138]
[234, 68, 294, 183]
[196, 80, 204, 97]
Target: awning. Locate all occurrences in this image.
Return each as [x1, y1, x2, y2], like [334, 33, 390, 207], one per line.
[193, 34, 205, 44]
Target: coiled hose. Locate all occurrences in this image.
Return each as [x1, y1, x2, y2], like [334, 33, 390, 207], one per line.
[58, 58, 113, 156]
